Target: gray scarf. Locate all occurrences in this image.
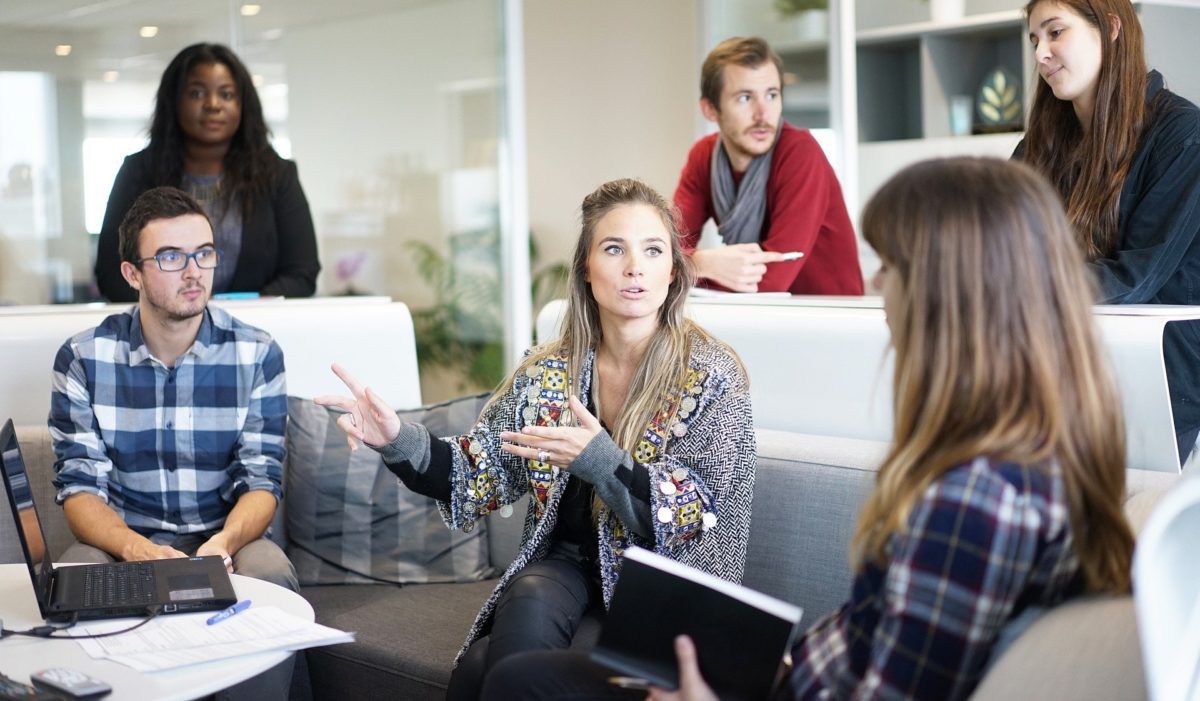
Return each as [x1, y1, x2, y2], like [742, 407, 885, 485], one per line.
[709, 124, 782, 245]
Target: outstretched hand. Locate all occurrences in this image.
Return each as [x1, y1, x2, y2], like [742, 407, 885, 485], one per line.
[691, 243, 788, 292]
[647, 636, 719, 701]
[313, 363, 402, 451]
[500, 395, 602, 469]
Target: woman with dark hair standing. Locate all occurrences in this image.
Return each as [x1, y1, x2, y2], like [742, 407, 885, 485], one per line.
[1017, 0, 1200, 464]
[95, 43, 320, 301]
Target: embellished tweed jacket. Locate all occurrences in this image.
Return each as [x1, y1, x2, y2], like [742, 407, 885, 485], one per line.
[403, 332, 756, 663]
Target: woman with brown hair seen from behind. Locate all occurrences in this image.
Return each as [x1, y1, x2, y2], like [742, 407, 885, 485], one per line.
[1018, 0, 1200, 465]
[645, 157, 1134, 701]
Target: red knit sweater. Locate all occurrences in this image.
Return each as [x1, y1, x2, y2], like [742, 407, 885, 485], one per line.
[673, 123, 864, 295]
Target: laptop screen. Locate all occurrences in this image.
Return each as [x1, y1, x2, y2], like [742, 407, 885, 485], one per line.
[1, 419, 55, 607]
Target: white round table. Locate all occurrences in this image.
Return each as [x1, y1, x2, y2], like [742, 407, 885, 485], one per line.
[0, 563, 313, 700]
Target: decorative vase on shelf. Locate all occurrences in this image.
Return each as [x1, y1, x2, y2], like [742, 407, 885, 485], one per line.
[929, 0, 965, 23]
[774, 0, 829, 38]
[792, 9, 828, 42]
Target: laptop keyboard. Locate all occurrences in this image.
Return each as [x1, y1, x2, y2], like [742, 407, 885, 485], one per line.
[82, 562, 155, 607]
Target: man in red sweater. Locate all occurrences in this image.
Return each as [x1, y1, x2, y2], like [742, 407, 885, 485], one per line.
[674, 37, 863, 294]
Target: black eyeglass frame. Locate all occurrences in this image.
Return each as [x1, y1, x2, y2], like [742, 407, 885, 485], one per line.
[136, 247, 221, 272]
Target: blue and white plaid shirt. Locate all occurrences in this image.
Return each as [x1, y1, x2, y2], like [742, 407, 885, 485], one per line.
[782, 457, 1084, 700]
[49, 305, 287, 537]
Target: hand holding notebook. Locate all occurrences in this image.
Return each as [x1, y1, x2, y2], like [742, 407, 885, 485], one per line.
[590, 547, 802, 701]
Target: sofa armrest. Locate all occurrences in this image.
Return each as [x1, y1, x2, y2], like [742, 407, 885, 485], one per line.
[971, 596, 1146, 700]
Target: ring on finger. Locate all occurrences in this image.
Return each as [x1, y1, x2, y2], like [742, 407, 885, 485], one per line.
[536, 449, 550, 463]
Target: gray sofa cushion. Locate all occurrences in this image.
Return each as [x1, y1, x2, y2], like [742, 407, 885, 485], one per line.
[745, 430, 883, 624]
[304, 578, 499, 700]
[285, 394, 492, 585]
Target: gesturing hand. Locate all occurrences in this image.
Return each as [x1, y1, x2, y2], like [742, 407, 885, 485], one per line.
[691, 243, 788, 292]
[647, 636, 719, 701]
[500, 395, 602, 469]
[313, 363, 402, 451]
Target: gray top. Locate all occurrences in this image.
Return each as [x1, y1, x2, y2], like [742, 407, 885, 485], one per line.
[182, 172, 243, 293]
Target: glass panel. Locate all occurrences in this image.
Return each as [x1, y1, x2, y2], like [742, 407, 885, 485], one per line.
[0, 0, 513, 401]
[271, 0, 507, 400]
[0, 71, 63, 304]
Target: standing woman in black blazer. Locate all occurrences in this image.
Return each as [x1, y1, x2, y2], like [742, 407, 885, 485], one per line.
[95, 43, 320, 301]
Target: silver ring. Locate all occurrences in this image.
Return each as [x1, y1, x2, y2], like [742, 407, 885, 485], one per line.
[348, 413, 357, 427]
[537, 449, 550, 463]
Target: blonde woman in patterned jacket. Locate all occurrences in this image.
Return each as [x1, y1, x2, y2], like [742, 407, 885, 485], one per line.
[316, 177, 755, 700]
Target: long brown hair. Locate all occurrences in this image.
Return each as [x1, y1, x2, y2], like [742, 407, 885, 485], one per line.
[489, 178, 725, 457]
[1019, 0, 1146, 259]
[856, 157, 1133, 593]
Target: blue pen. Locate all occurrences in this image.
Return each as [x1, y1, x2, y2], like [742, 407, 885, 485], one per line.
[207, 599, 252, 625]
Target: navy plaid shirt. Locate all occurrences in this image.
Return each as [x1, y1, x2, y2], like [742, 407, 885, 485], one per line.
[782, 458, 1084, 700]
[49, 305, 286, 537]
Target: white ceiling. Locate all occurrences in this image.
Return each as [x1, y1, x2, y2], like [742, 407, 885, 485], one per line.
[0, 0, 437, 81]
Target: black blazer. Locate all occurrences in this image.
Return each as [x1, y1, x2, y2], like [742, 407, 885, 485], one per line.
[1015, 71, 1200, 461]
[95, 148, 321, 301]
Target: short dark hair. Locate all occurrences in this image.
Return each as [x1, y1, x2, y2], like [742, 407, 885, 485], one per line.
[700, 36, 784, 108]
[118, 186, 211, 265]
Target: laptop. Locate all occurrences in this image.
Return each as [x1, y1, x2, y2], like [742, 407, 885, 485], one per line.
[1, 418, 237, 622]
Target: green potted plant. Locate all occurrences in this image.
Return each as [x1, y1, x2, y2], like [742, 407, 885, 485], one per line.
[404, 231, 568, 395]
[774, 0, 827, 13]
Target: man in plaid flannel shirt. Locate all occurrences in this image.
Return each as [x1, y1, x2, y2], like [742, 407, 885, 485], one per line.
[49, 186, 296, 594]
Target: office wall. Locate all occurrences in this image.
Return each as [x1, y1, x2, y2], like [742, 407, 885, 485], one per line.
[523, 0, 700, 294]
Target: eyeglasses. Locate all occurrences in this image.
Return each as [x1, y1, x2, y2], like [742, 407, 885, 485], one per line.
[137, 248, 220, 272]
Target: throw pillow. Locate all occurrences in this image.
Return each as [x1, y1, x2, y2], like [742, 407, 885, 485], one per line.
[284, 392, 492, 585]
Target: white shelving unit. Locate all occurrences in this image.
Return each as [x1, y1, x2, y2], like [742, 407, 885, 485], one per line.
[852, 0, 1200, 213]
[856, 9, 1029, 154]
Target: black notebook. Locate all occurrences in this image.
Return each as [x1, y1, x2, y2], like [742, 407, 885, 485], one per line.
[591, 546, 803, 701]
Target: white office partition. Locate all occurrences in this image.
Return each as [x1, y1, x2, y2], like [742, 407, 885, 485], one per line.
[0, 297, 423, 428]
[536, 296, 1200, 473]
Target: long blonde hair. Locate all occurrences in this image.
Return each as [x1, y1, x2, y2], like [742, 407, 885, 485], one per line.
[494, 178, 714, 456]
[856, 157, 1133, 593]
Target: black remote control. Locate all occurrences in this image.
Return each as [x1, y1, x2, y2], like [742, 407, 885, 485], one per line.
[29, 669, 110, 700]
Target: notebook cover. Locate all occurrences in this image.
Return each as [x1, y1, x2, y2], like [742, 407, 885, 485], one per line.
[590, 547, 802, 701]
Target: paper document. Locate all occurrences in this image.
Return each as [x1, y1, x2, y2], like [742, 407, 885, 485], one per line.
[75, 606, 354, 672]
[1092, 304, 1200, 318]
[687, 288, 792, 299]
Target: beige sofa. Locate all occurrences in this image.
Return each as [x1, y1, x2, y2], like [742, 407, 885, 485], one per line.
[0, 422, 1177, 699]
